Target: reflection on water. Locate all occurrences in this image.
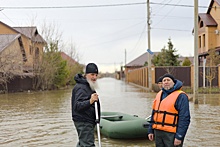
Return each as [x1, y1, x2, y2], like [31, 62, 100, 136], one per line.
[0, 78, 220, 146]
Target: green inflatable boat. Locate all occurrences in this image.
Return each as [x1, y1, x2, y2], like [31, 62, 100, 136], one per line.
[99, 112, 150, 139]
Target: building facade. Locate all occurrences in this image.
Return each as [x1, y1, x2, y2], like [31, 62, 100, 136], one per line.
[198, 0, 220, 65]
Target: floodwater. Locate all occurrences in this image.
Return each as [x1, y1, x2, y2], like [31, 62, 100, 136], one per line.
[0, 78, 220, 147]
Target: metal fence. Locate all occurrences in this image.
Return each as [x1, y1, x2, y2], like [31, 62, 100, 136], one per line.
[126, 66, 220, 88]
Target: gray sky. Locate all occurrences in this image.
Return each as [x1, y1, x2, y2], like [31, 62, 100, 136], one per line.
[0, 0, 211, 72]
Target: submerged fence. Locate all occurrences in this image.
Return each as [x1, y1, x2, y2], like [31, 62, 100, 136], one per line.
[126, 65, 220, 88]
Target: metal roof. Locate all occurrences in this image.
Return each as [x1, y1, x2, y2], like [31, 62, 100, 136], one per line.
[13, 27, 46, 43]
[125, 52, 160, 67]
[0, 34, 21, 52]
[198, 13, 217, 27]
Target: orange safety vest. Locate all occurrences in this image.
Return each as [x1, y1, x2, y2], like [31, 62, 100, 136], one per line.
[152, 90, 186, 133]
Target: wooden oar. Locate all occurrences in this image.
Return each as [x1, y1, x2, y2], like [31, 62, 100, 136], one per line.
[95, 102, 101, 147]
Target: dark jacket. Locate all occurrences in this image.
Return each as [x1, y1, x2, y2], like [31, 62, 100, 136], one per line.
[148, 80, 191, 140]
[71, 74, 101, 125]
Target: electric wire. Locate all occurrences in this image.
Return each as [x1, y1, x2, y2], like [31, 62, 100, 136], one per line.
[151, 0, 173, 15]
[152, 0, 183, 28]
[0, 2, 215, 10]
[127, 24, 146, 60]
[81, 20, 146, 47]
[0, 2, 146, 9]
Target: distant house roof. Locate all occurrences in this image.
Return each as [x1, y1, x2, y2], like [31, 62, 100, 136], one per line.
[60, 52, 77, 65]
[13, 27, 46, 43]
[125, 52, 160, 67]
[0, 34, 21, 52]
[125, 51, 194, 67]
[198, 13, 217, 27]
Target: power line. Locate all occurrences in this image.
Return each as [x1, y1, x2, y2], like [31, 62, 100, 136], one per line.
[0, 10, 16, 24]
[0, 2, 146, 9]
[152, 14, 193, 19]
[81, 20, 146, 46]
[152, 0, 183, 27]
[127, 24, 146, 59]
[0, 2, 213, 10]
[151, 0, 173, 15]
[151, 27, 191, 32]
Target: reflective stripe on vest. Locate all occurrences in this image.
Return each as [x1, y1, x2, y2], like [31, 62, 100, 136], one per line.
[152, 90, 185, 133]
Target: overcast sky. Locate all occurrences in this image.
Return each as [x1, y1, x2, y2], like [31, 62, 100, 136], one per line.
[0, 0, 211, 73]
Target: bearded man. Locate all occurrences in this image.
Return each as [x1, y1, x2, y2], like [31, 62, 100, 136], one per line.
[71, 63, 101, 147]
[148, 74, 190, 147]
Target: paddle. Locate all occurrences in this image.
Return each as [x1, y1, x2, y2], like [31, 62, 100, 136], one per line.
[95, 101, 101, 147]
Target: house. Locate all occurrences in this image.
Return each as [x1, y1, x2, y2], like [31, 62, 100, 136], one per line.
[0, 34, 25, 74]
[124, 52, 160, 74]
[0, 21, 46, 73]
[0, 21, 46, 92]
[124, 52, 193, 74]
[197, 0, 220, 65]
[60, 52, 77, 65]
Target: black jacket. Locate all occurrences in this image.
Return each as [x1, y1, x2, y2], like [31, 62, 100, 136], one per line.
[71, 74, 101, 125]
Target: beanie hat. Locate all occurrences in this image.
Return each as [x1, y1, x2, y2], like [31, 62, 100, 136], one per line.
[161, 73, 175, 83]
[157, 76, 163, 83]
[85, 63, 98, 74]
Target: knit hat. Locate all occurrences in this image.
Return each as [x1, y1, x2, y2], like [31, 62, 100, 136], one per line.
[157, 76, 163, 83]
[161, 73, 175, 83]
[85, 63, 98, 74]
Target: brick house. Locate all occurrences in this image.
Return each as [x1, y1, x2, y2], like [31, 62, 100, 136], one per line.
[0, 21, 46, 92]
[0, 21, 46, 74]
[198, 0, 220, 65]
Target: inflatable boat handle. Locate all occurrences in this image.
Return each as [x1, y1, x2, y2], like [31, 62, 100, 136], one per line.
[101, 115, 123, 119]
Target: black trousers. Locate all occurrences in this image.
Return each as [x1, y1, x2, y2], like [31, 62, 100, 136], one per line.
[154, 130, 183, 147]
[74, 121, 95, 147]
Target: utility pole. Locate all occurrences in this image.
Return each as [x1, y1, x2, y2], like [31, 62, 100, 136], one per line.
[124, 49, 127, 81]
[125, 49, 127, 66]
[147, 0, 152, 91]
[194, 0, 199, 104]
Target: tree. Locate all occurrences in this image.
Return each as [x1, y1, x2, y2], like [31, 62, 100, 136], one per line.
[203, 48, 220, 89]
[34, 41, 68, 90]
[64, 44, 84, 85]
[152, 38, 180, 66]
[54, 59, 69, 88]
[32, 22, 83, 90]
[0, 36, 24, 93]
[182, 57, 191, 66]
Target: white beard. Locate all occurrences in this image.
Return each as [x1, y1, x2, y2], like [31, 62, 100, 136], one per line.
[87, 79, 99, 91]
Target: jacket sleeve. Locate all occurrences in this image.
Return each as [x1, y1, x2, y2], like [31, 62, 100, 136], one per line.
[148, 98, 157, 134]
[148, 109, 155, 134]
[175, 93, 191, 140]
[73, 86, 91, 112]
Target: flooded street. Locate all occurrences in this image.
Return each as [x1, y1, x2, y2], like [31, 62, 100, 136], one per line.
[0, 77, 220, 146]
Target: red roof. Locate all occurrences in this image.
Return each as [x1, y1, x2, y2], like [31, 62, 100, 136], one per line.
[198, 13, 217, 27]
[125, 52, 160, 67]
[60, 52, 77, 65]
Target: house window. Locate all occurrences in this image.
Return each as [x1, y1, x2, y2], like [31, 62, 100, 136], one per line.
[29, 45, 33, 55]
[199, 36, 201, 48]
[35, 47, 40, 60]
[200, 21, 203, 28]
[203, 34, 205, 47]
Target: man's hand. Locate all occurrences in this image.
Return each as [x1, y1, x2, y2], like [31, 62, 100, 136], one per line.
[148, 133, 154, 141]
[174, 138, 182, 146]
[90, 93, 98, 104]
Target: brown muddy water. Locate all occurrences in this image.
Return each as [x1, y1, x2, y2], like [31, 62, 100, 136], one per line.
[0, 77, 220, 147]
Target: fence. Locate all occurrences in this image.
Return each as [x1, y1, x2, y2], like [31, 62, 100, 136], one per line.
[126, 65, 220, 88]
